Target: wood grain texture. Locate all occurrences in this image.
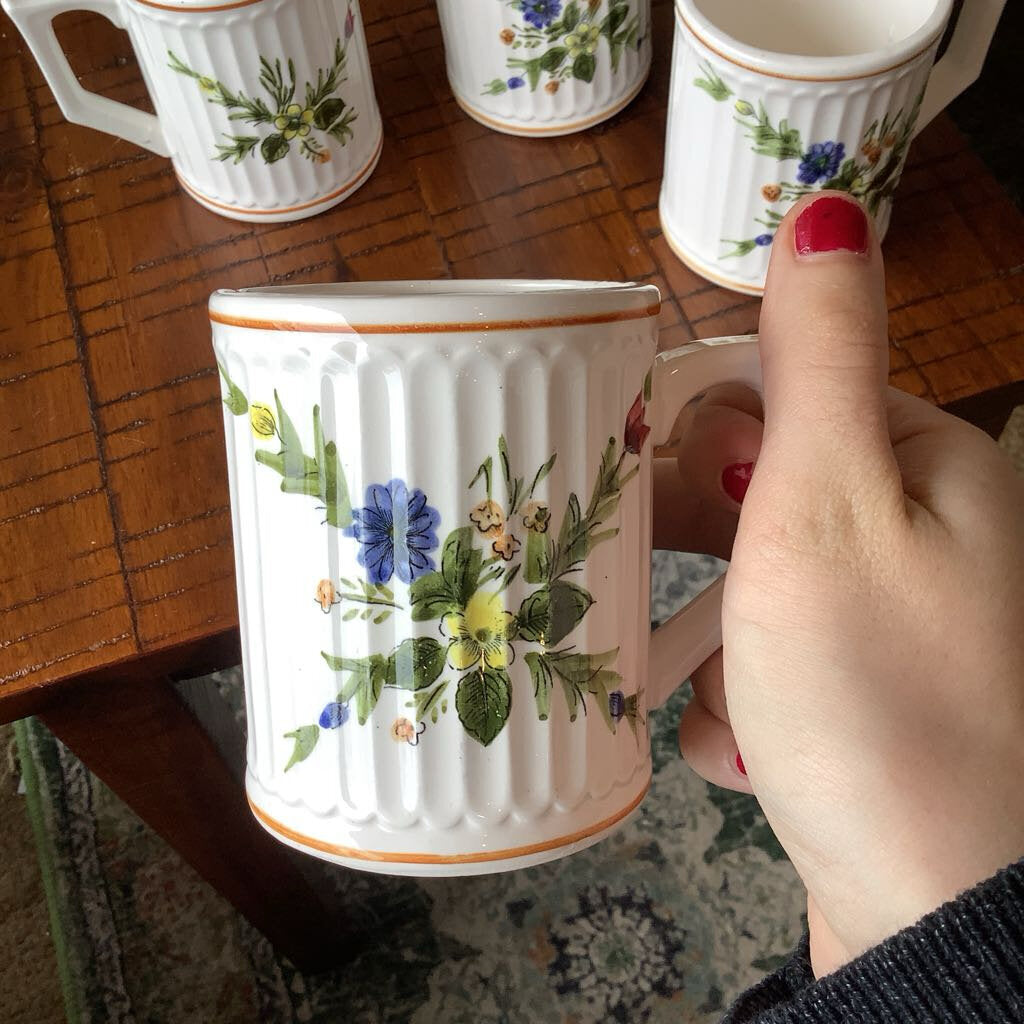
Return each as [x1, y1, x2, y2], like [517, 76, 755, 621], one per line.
[1, 0, 1022, 704]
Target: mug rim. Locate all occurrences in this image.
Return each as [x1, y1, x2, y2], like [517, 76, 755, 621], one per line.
[209, 280, 662, 333]
[129, 0, 265, 11]
[675, 0, 951, 81]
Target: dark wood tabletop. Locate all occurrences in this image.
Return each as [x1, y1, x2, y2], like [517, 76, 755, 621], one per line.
[1, 0, 1022, 969]
[3, 0, 1024, 710]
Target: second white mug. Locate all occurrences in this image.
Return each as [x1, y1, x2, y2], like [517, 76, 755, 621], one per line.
[435, 0, 653, 135]
[2, 0, 383, 222]
[659, 0, 1006, 294]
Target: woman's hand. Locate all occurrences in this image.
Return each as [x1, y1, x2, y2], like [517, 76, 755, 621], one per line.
[657, 192, 1024, 977]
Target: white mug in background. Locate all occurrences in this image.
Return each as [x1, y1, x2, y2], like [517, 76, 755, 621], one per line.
[659, 0, 1007, 294]
[211, 281, 761, 875]
[2, 0, 383, 222]
[435, 0, 652, 136]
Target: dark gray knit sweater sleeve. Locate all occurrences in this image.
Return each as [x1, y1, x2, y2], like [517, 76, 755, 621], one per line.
[722, 859, 1024, 1023]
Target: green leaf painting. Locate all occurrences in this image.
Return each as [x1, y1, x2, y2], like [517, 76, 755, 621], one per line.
[284, 725, 320, 772]
[168, 13, 359, 166]
[484, 0, 642, 96]
[409, 570, 455, 621]
[516, 581, 594, 646]
[386, 638, 447, 691]
[735, 101, 803, 160]
[442, 526, 486, 610]
[693, 60, 731, 102]
[216, 360, 247, 414]
[217, 369, 653, 765]
[244, 393, 353, 528]
[525, 651, 553, 721]
[456, 668, 512, 747]
[546, 580, 595, 645]
[694, 67, 925, 259]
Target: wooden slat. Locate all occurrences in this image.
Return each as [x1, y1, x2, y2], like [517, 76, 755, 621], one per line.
[0, 0, 1021, 709]
[0, 22, 139, 691]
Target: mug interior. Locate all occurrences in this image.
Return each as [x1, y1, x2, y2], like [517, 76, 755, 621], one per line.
[691, 0, 939, 58]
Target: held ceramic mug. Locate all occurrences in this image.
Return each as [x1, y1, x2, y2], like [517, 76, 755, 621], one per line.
[435, 0, 652, 136]
[2, 0, 383, 222]
[659, 0, 1007, 294]
[210, 281, 761, 876]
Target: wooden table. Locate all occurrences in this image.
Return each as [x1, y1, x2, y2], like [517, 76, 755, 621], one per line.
[2, 0, 1022, 968]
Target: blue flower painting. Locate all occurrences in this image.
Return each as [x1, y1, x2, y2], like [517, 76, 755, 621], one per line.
[482, 0, 640, 97]
[695, 69, 925, 260]
[319, 702, 349, 729]
[797, 141, 846, 185]
[519, 0, 561, 29]
[344, 479, 440, 585]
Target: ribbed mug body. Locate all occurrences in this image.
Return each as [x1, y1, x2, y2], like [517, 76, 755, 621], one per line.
[435, 0, 652, 135]
[659, 2, 938, 293]
[124, 0, 382, 221]
[211, 282, 662, 875]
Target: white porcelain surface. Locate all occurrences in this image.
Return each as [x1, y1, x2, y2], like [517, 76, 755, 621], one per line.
[210, 281, 761, 875]
[435, 0, 652, 135]
[659, 0, 1006, 293]
[691, 0, 937, 58]
[3, 0, 382, 222]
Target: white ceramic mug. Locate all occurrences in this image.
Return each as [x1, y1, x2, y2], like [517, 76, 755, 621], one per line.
[659, 0, 1007, 294]
[435, 0, 652, 135]
[2, 0, 383, 222]
[210, 281, 761, 875]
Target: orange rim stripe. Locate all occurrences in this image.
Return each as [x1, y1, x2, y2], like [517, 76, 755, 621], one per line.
[454, 68, 650, 136]
[209, 300, 661, 333]
[132, 0, 265, 11]
[177, 132, 382, 216]
[677, 9, 939, 82]
[248, 784, 648, 864]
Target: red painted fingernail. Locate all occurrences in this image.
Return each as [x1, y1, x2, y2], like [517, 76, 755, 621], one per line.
[721, 461, 753, 504]
[736, 752, 747, 776]
[794, 195, 869, 256]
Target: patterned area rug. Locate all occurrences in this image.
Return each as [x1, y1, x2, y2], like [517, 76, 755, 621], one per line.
[15, 552, 807, 1024]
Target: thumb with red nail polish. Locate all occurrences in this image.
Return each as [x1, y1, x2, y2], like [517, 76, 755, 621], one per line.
[673, 190, 1024, 988]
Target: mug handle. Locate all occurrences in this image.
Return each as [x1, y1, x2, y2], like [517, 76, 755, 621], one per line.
[2, 0, 170, 156]
[647, 336, 762, 710]
[916, 0, 1007, 130]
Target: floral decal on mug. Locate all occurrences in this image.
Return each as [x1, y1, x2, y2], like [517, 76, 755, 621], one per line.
[483, 0, 642, 96]
[343, 479, 441, 586]
[168, 8, 359, 165]
[216, 363, 653, 769]
[693, 61, 924, 258]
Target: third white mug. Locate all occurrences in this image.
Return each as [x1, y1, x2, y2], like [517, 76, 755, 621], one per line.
[435, 0, 652, 136]
[659, 0, 1007, 294]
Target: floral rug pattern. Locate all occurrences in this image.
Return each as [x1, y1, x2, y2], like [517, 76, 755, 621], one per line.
[17, 552, 804, 1024]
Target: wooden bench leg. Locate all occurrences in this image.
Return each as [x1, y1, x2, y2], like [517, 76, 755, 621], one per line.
[40, 672, 356, 973]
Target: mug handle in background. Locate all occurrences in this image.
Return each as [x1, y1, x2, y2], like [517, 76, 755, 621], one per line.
[646, 336, 762, 710]
[2, 0, 170, 156]
[916, 0, 1007, 129]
